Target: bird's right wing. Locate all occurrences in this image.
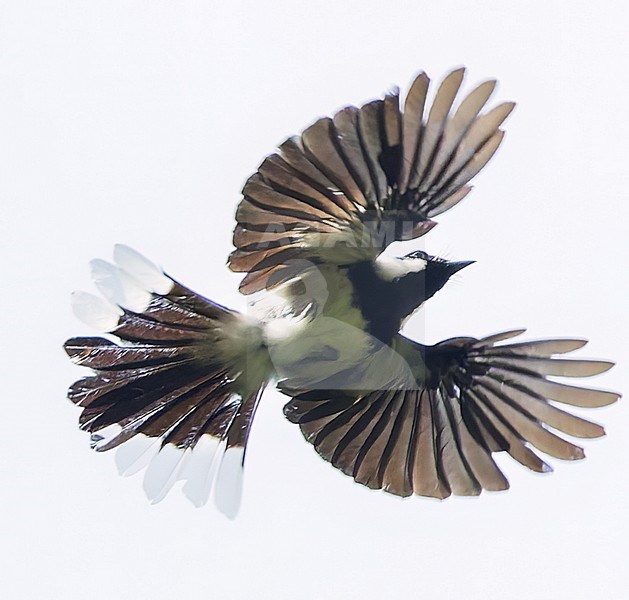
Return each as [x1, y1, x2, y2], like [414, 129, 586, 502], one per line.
[283, 330, 619, 498]
[230, 67, 515, 294]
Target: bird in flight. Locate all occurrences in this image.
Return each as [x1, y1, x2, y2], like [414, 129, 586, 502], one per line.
[65, 67, 619, 518]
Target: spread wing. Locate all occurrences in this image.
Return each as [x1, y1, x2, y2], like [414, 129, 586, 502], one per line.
[229, 67, 515, 294]
[282, 330, 619, 498]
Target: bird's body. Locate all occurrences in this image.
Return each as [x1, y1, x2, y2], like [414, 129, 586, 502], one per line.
[64, 68, 619, 517]
[243, 253, 458, 391]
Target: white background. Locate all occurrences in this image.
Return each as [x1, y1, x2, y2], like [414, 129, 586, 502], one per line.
[2, 2, 628, 599]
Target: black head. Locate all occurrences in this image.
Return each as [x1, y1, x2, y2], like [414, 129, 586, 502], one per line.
[397, 249, 475, 303]
[349, 251, 475, 344]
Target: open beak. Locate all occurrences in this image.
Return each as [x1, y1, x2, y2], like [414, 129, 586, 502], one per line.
[448, 260, 476, 274]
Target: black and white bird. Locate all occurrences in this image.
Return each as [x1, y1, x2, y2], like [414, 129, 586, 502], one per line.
[65, 67, 619, 518]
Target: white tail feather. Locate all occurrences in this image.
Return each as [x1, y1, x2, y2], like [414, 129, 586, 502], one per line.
[214, 447, 245, 519]
[71, 291, 122, 331]
[115, 433, 161, 476]
[113, 244, 173, 295]
[143, 444, 190, 504]
[181, 435, 223, 508]
[90, 259, 152, 312]
[89, 424, 122, 451]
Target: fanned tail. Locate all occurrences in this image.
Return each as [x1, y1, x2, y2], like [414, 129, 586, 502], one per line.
[283, 330, 619, 498]
[64, 245, 272, 517]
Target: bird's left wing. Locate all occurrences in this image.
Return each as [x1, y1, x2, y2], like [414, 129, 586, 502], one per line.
[282, 330, 619, 498]
[230, 68, 515, 294]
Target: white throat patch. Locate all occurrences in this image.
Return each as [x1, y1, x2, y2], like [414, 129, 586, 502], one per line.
[374, 254, 428, 282]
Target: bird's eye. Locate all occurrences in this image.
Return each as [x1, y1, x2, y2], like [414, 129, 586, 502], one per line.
[406, 250, 429, 260]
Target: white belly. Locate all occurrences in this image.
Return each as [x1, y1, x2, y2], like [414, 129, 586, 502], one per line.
[268, 313, 371, 385]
